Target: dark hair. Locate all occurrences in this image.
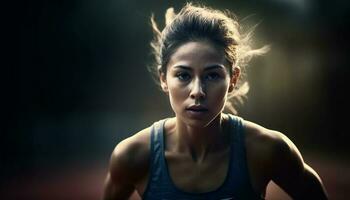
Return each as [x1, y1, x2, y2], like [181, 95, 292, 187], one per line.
[149, 3, 269, 113]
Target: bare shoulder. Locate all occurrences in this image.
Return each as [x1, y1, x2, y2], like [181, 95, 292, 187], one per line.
[243, 120, 328, 199]
[103, 126, 152, 199]
[242, 120, 304, 190]
[108, 126, 152, 184]
[242, 120, 304, 193]
[243, 120, 303, 168]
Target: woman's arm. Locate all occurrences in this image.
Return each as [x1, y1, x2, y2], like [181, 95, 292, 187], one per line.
[103, 171, 135, 200]
[102, 131, 150, 200]
[102, 139, 137, 200]
[270, 132, 328, 199]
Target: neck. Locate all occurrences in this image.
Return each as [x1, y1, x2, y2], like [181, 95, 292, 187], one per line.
[174, 113, 229, 163]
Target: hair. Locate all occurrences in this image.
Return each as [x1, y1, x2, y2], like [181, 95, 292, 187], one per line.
[149, 3, 269, 114]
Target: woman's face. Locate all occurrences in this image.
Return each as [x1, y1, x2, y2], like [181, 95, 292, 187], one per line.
[160, 41, 239, 127]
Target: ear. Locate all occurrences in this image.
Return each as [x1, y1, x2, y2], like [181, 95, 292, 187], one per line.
[159, 72, 169, 93]
[228, 66, 241, 93]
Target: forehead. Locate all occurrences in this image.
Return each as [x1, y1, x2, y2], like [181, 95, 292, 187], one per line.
[167, 41, 228, 70]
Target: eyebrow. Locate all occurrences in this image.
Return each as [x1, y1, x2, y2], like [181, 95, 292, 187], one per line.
[173, 64, 226, 71]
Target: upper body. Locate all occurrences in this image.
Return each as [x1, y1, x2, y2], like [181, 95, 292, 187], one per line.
[103, 114, 328, 200]
[103, 3, 328, 200]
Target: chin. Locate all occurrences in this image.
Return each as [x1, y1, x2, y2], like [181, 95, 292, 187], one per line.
[186, 119, 210, 128]
[179, 111, 221, 128]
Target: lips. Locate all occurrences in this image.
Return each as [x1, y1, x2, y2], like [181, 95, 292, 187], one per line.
[186, 105, 208, 118]
[186, 105, 208, 112]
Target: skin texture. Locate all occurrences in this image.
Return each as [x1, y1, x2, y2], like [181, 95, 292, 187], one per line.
[102, 41, 328, 200]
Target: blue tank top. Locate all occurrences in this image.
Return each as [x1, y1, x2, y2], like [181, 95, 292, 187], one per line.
[142, 114, 263, 200]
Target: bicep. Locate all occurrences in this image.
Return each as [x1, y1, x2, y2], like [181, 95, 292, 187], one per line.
[103, 172, 135, 200]
[300, 164, 328, 199]
[102, 135, 150, 200]
[102, 141, 137, 200]
[270, 134, 328, 199]
[273, 163, 328, 199]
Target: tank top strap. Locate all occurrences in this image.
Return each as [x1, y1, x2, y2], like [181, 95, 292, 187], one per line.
[148, 118, 166, 181]
[228, 114, 246, 168]
[227, 114, 262, 199]
[144, 118, 172, 199]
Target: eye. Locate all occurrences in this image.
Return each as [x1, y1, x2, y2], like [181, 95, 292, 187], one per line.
[175, 72, 191, 81]
[205, 72, 221, 81]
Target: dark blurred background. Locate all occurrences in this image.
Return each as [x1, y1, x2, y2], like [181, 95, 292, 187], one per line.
[4, 0, 350, 199]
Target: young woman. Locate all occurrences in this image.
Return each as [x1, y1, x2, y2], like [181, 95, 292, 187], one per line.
[103, 3, 328, 200]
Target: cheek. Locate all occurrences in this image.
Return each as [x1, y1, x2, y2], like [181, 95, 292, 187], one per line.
[208, 82, 230, 103]
[168, 85, 188, 102]
[167, 82, 189, 110]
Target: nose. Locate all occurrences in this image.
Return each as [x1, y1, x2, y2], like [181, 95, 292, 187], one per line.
[190, 78, 206, 100]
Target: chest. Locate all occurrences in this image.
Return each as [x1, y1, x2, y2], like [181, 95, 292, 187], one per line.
[137, 149, 269, 199]
[165, 149, 230, 193]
